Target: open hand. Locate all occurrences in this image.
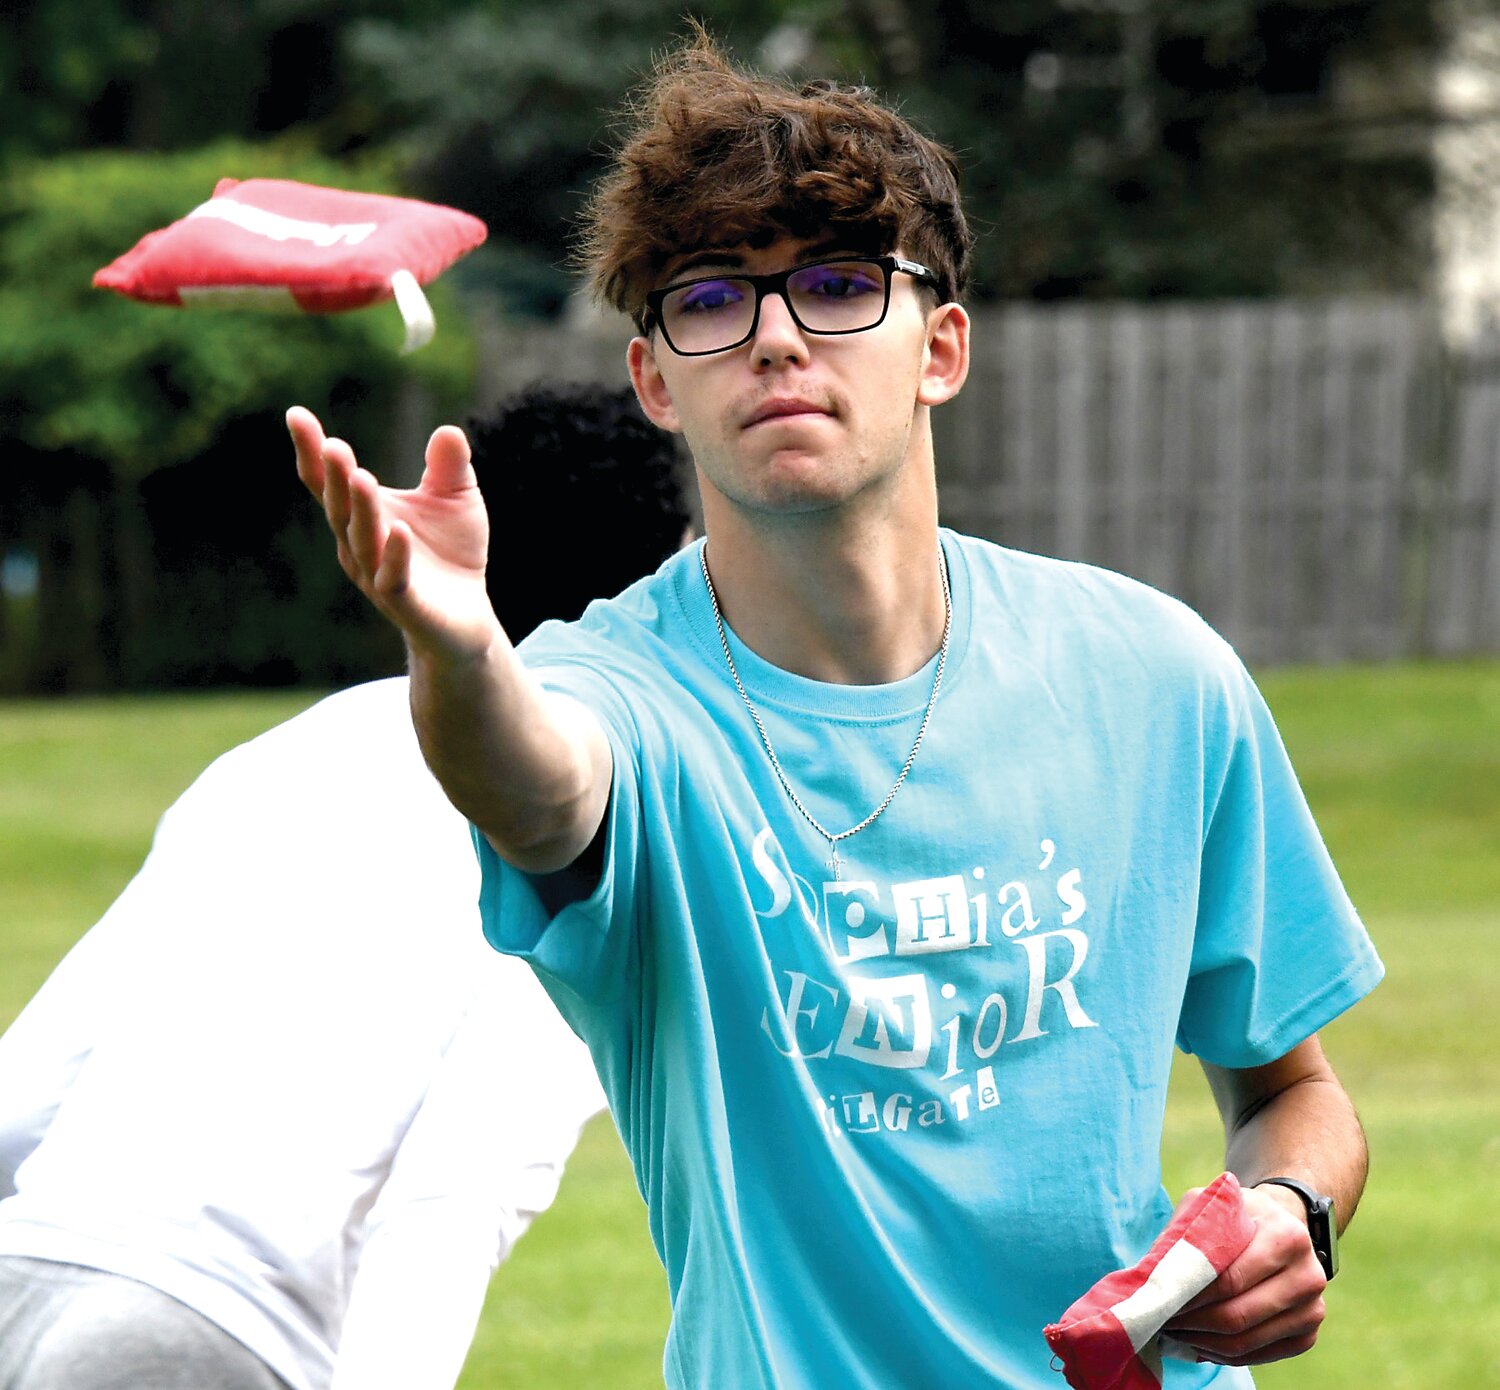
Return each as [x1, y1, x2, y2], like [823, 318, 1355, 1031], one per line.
[288, 406, 503, 664]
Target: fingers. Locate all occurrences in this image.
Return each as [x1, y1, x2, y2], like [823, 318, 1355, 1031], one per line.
[331, 457, 417, 615]
[310, 431, 390, 597]
[288, 408, 380, 589]
[375, 521, 414, 603]
[287, 406, 328, 495]
[1166, 1264, 1326, 1349]
[345, 463, 389, 585]
[1171, 1310, 1324, 1368]
[289, 406, 373, 592]
[321, 436, 358, 537]
[422, 424, 474, 494]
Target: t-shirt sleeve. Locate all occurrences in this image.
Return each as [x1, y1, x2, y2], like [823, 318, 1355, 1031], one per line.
[474, 663, 646, 1005]
[1176, 660, 1384, 1067]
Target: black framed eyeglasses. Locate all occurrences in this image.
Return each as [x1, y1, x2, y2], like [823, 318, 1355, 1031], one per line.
[643, 255, 940, 357]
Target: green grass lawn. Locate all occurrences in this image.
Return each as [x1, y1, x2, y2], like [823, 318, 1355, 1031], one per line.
[2, 662, 1496, 1387]
[1159, 663, 1500, 1390]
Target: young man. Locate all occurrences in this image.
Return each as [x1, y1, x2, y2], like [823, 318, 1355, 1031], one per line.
[290, 37, 1382, 1390]
[0, 384, 688, 1390]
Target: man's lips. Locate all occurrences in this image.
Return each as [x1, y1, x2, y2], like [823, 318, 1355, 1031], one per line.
[741, 398, 835, 429]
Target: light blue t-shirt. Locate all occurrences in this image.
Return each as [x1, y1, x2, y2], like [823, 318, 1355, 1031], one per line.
[477, 532, 1382, 1390]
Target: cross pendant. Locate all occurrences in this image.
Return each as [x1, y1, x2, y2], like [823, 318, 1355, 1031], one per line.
[827, 843, 842, 881]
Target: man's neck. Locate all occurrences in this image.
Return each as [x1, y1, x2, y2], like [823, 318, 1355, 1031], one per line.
[697, 482, 947, 686]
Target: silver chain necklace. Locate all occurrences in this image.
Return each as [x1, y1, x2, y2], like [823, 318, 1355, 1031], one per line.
[700, 544, 952, 881]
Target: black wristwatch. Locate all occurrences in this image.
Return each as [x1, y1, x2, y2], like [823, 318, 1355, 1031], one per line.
[1256, 1177, 1339, 1281]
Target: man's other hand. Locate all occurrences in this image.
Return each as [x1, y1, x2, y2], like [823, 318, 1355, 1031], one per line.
[1161, 1181, 1327, 1367]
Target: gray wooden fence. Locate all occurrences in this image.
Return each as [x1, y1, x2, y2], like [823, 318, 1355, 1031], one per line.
[1428, 320, 1500, 657]
[472, 297, 1500, 664]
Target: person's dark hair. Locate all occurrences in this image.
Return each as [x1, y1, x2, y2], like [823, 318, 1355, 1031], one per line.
[578, 28, 973, 331]
[468, 382, 690, 640]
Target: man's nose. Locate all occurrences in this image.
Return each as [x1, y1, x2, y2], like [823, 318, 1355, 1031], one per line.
[749, 289, 810, 368]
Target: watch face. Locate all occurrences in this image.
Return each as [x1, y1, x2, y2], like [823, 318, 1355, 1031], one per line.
[1315, 1198, 1339, 1279]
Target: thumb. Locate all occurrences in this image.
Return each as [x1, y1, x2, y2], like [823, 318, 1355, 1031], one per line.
[420, 424, 474, 494]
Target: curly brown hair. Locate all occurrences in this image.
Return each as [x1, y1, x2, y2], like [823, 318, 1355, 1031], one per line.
[577, 30, 973, 331]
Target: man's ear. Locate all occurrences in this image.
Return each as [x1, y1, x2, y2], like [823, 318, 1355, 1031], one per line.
[627, 336, 682, 433]
[917, 303, 970, 408]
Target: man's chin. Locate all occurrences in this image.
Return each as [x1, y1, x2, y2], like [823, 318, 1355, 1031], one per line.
[698, 442, 880, 517]
[739, 473, 865, 517]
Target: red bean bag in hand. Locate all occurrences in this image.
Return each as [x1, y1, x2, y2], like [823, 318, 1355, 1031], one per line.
[93, 178, 487, 352]
[1043, 1173, 1257, 1389]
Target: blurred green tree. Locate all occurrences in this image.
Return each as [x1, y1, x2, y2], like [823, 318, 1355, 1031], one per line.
[343, 0, 815, 315]
[335, 0, 1444, 304]
[0, 139, 471, 689]
[0, 0, 432, 162]
[832, 0, 1440, 299]
[0, 0, 1450, 306]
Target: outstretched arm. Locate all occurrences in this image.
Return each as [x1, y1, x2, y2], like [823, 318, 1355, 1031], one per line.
[1163, 1035, 1367, 1368]
[288, 407, 610, 872]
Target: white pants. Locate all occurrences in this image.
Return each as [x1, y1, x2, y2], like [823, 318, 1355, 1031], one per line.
[0, 1257, 291, 1390]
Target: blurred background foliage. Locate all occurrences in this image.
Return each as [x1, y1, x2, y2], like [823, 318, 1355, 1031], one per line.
[0, 0, 1462, 692]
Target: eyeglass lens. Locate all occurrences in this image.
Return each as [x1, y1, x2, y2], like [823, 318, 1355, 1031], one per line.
[660, 260, 889, 354]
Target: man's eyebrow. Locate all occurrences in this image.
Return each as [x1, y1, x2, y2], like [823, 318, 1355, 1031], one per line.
[662, 240, 868, 282]
[664, 249, 746, 280]
[799, 239, 861, 261]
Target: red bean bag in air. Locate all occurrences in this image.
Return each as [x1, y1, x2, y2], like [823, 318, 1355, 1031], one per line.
[93, 178, 488, 352]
